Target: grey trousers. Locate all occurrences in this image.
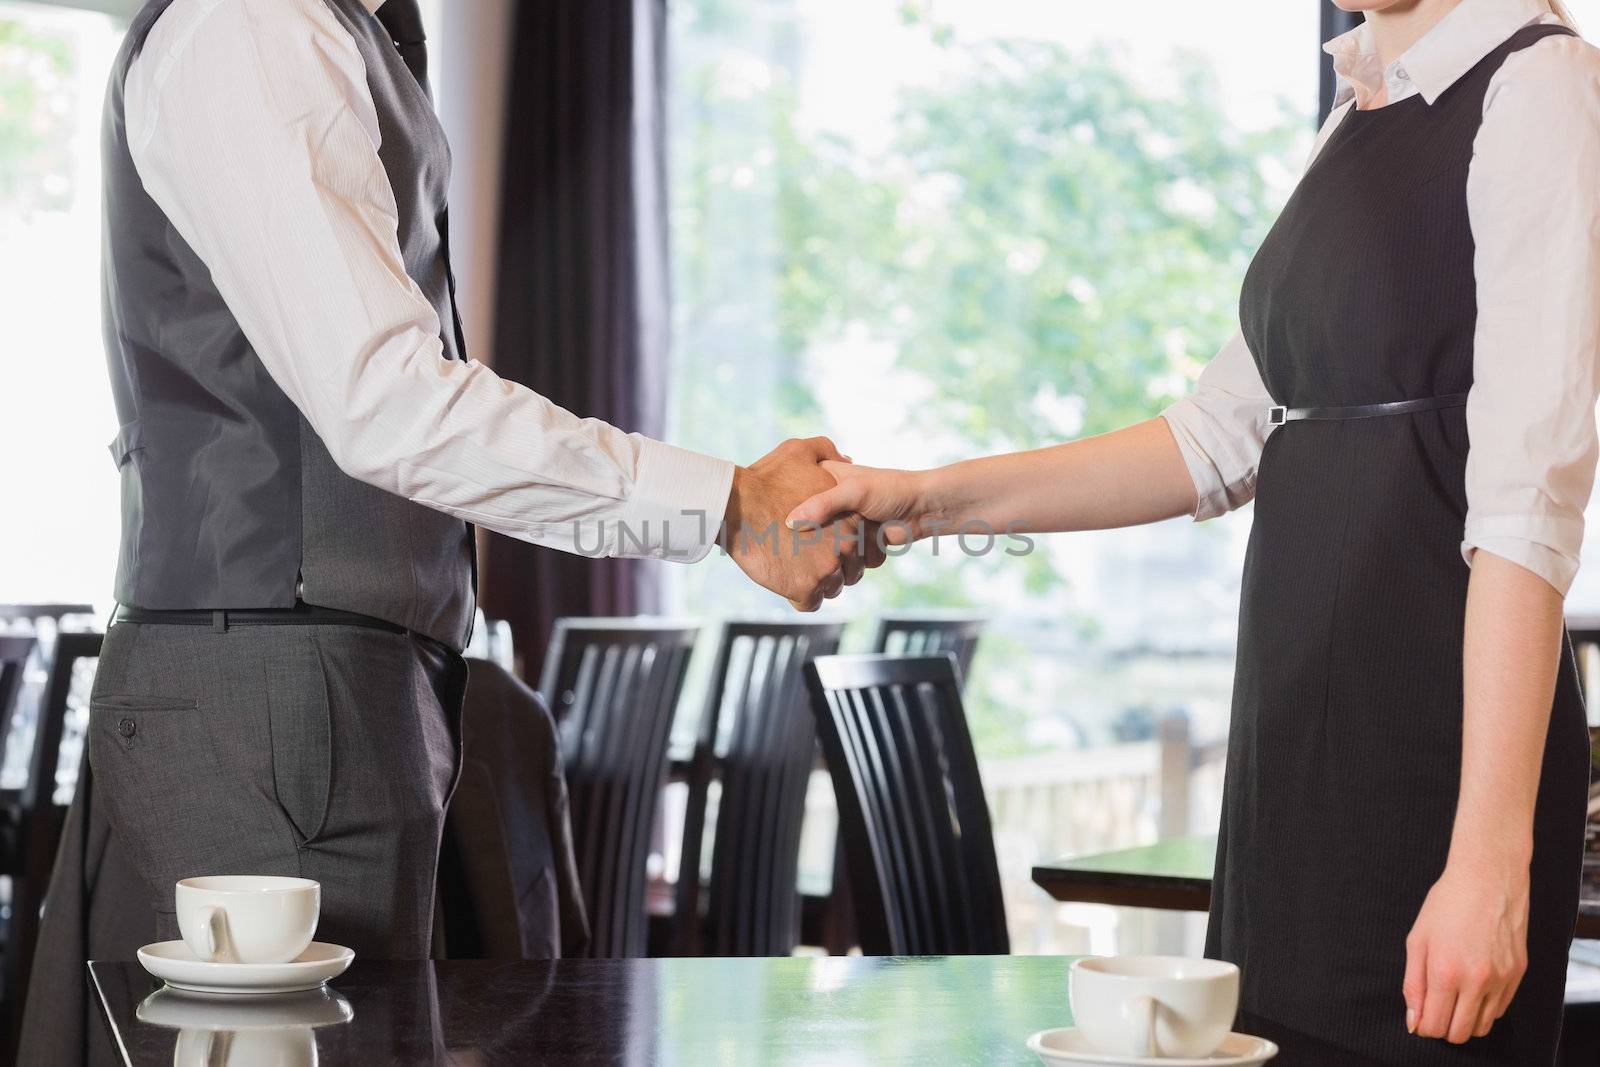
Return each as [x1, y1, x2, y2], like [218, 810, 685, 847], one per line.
[88, 620, 465, 951]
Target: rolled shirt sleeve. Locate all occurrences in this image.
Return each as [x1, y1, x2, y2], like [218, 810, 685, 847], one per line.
[124, 0, 732, 564]
[1462, 35, 1600, 596]
[1160, 328, 1275, 520]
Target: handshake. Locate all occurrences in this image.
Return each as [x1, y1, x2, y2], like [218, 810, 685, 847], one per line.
[716, 436, 896, 612]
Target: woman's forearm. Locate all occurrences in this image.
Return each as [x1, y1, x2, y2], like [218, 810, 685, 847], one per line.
[1450, 551, 1565, 873]
[916, 417, 1200, 536]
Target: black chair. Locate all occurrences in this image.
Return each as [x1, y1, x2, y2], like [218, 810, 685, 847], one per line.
[805, 653, 1008, 955]
[811, 617, 984, 952]
[671, 620, 845, 956]
[1, 631, 99, 1054]
[436, 659, 588, 960]
[537, 619, 698, 958]
[870, 614, 985, 684]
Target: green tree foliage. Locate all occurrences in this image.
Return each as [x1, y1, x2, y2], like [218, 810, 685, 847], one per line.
[0, 16, 77, 219]
[775, 38, 1300, 449]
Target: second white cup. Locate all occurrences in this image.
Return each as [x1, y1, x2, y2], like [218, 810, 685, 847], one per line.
[1069, 954, 1239, 1058]
[175, 875, 320, 965]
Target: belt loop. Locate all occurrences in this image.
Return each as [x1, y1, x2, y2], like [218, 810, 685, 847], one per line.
[212, 610, 227, 634]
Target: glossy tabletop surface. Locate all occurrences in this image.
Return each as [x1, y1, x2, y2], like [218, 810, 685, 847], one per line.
[91, 954, 1088, 1065]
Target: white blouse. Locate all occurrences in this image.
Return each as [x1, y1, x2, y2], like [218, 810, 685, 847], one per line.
[122, 0, 734, 564]
[1161, 0, 1600, 596]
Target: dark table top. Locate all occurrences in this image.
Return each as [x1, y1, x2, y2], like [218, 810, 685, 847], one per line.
[1032, 835, 1600, 939]
[90, 954, 1086, 1065]
[1032, 834, 1215, 911]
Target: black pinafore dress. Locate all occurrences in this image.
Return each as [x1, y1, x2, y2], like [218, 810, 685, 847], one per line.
[1207, 24, 1592, 1066]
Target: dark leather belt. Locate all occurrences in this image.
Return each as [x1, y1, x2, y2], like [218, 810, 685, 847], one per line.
[1268, 392, 1468, 425]
[113, 602, 407, 635]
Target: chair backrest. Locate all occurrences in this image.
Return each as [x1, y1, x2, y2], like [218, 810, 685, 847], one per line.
[536, 618, 698, 958]
[673, 620, 846, 956]
[805, 653, 1008, 955]
[870, 615, 985, 684]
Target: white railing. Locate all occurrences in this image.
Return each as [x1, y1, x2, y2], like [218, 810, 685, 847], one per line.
[983, 713, 1227, 955]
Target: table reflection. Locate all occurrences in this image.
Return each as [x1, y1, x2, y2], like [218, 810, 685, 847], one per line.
[136, 987, 353, 1067]
[93, 956, 1074, 1065]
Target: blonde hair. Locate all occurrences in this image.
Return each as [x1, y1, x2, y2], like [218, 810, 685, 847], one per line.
[1551, 0, 1580, 32]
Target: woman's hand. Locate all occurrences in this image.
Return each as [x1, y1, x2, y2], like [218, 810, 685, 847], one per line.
[784, 461, 939, 546]
[1403, 855, 1530, 1044]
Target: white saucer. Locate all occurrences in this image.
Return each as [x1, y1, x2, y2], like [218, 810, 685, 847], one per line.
[136, 940, 354, 995]
[1028, 1027, 1278, 1066]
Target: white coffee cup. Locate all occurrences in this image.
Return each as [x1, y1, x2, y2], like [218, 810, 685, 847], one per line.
[1069, 954, 1239, 1058]
[175, 876, 320, 965]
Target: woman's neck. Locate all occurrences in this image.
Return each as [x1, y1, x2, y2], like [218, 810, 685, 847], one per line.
[1364, 0, 1467, 69]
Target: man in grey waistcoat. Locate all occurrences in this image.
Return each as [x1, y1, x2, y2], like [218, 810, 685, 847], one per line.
[19, 1, 873, 1059]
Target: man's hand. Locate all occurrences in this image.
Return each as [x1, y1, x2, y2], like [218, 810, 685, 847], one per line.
[718, 437, 880, 611]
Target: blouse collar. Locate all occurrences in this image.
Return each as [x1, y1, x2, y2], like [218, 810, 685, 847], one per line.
[1323, 0, 1555, 109]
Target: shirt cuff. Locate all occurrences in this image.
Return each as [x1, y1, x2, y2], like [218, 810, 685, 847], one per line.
[1461, 514, 1585, 596]
[1159, 405, 1246, 522]
[616, 438, 735, 564]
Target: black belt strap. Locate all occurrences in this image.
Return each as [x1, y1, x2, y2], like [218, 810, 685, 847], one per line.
[1268, 392, 1468, 426]
[113, 603, 407, 635]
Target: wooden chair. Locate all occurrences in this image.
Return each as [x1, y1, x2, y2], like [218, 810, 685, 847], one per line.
[1, 631, 100, 1055]
[870, 614, 985, 685]
[671, 620, 845, 956]
[805, 653, 1008, 955]
[537, 619, 698, 958]
[806, 617, 984, 952]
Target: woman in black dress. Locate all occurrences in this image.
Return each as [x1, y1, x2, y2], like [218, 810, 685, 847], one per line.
[792, 1, 1597, 1061]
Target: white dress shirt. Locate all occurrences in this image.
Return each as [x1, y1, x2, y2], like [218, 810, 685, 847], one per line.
[123, 0, 734, 563]
[1161, 0, 1600, 596]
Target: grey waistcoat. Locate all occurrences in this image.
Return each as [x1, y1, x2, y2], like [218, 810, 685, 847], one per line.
[102, 0, 475, 650]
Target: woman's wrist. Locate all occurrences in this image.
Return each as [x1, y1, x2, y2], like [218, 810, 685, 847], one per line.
[1444, 823, 1534, 878]
[911, 466, 963, 538]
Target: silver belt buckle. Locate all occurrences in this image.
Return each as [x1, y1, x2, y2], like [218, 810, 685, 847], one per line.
[1268, 405, 1287, 426]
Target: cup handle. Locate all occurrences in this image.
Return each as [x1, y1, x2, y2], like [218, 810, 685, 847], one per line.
[198, 905, 228, 963]
[1124, 994, 1157, 1058]
[202, 1028, 233, 1067]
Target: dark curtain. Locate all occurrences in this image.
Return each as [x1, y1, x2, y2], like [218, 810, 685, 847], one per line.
[484, 0, 672, 677]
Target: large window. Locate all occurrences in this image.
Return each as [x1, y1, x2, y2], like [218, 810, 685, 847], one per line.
[0, 2, 123, 608]
[665, 0, 1318, 951]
